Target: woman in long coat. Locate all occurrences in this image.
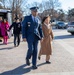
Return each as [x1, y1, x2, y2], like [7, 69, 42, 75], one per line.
[38, 15, 54, 64]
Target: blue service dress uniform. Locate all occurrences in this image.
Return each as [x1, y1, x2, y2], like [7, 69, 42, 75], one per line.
[22, 15, 43, 66]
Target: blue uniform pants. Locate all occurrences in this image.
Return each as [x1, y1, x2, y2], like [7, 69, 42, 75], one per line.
[26, 40, 38, 66]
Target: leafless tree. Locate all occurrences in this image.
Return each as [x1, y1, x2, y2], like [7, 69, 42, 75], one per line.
[0, 0, 28, 20]
[38, 0, 61, 20]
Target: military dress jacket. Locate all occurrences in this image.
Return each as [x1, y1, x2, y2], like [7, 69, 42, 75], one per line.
[22, 15, 43, 42]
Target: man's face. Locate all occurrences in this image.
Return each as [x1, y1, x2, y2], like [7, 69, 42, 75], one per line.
[31, 11, 38, 17]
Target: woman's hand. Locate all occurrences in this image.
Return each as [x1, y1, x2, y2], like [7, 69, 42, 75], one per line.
[23, 38, 26, 42]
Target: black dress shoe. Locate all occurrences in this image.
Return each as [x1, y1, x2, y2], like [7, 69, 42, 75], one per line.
[46, 61, 51, 64]
[26, 59, 30, 66]
[32, 66, 38, 70]
[38, 56, 41, 60]
[16, 44, 19, 47]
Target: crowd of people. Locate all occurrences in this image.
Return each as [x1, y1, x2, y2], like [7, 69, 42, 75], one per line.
[0, 6, 54, 70]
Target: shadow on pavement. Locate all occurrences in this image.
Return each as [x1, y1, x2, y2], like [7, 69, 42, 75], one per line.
[37, 62, 46, 67]
[8, 42, 13, 44]
[0, 42, 13, 45]
[1, 63, 48, 75]
[0, 46, 14, 50]
[0, 43, 3, 45]
[54, 34, 74, 40]
[1, 64, 32, 75]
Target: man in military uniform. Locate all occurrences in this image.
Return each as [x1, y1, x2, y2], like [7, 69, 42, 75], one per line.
[22, 7, 43, 69]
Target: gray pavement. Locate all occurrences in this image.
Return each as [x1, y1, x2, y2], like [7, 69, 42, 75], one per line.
[0, 29, 74, 75]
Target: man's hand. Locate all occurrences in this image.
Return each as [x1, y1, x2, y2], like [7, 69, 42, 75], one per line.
[40, 38, 44, 43]
[23, 38, 26, 42]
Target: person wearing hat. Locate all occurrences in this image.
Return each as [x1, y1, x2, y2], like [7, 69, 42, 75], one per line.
[8, 18, 21, 47]
[22, 7, 43, 69]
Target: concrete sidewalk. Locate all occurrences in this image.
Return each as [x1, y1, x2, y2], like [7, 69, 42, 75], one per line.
[0, 37, 74, 75]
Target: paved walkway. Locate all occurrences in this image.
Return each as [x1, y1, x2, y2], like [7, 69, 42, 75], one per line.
[0, 36, 74, 75]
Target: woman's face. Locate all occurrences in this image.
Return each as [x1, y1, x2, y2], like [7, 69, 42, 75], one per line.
[15, 19, 19, 23]
[4, 19, 6, 23]
[44, 17, 51, 25]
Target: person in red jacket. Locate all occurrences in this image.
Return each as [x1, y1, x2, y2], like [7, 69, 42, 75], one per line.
[1, 19, 10, 44]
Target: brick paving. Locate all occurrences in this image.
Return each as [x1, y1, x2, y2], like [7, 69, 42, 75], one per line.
[0, 36, 74, 75]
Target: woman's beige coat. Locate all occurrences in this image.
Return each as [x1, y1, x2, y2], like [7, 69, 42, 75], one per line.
[39, 24, 54, 55]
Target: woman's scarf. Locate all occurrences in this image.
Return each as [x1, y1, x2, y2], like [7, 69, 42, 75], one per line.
[44, 23, 51, 29]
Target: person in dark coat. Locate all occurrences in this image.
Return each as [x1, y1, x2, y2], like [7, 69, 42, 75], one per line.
[9, 18, 21, 47]
[22, 7, 44, 69]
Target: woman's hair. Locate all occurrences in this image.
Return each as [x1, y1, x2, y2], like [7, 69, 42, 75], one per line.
[42, 15, 50, 24]
[3, 19, 7, 22]
[3, 19, 9, 24]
